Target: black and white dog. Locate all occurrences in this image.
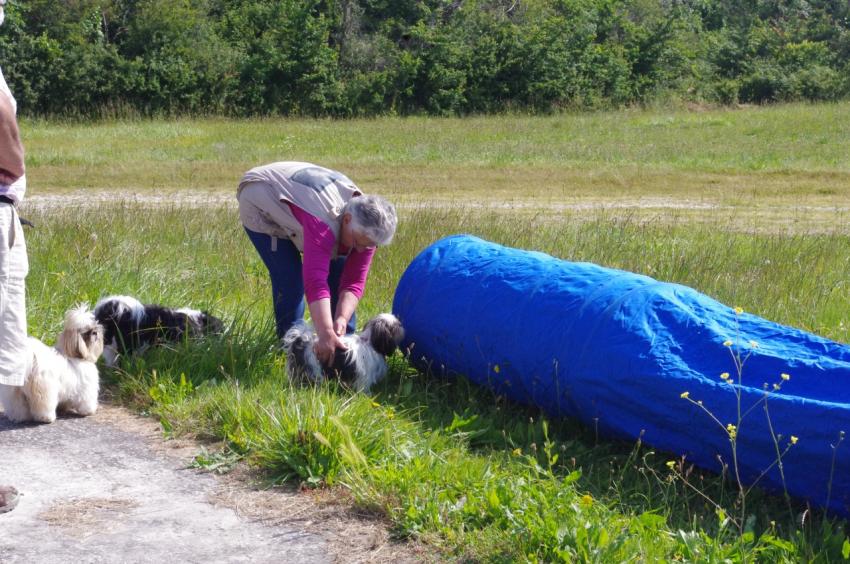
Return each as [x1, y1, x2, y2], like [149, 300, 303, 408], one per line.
[282, 313, 404, 393]
[93, 295, 224, 366]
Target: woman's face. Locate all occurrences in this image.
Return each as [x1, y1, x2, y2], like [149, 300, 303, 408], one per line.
[341, 213, 376, 253]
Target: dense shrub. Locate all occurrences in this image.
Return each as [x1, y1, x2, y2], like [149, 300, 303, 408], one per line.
[0, 0, 849, 117]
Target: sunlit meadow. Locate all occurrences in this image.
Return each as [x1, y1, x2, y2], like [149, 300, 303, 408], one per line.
[17, 103, 850, 561]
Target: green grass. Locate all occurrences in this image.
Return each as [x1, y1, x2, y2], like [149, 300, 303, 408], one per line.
[16, 105, 850, 561]
[23, 103, 850, 177]
[22, 203, 850, 561]
[20, 103, 850, 235]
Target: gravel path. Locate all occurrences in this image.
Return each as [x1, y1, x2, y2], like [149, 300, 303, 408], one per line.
[0, 404, 424, 564]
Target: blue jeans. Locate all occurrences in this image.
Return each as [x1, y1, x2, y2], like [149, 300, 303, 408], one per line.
[244, 228, 356, 339]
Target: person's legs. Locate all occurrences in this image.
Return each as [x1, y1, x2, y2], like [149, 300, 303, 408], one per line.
[0, 204, 28, 387]
[0, 205, 27, 514]
[244, 228, 304, 339]
[327, 256, 356, 335]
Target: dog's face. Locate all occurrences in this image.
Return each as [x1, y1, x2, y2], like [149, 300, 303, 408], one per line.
[361, 313, 404, 357]
[200, 312, 225, 335]
[57, 305, 105, 362]
[175, 308, 225, 336]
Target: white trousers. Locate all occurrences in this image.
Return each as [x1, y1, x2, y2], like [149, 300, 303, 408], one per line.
[0, 202, 28, 386]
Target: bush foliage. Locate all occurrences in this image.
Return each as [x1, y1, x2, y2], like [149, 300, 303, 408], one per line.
[1, 0, 849, 117]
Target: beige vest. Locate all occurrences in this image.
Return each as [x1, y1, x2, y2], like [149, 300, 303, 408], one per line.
[237, 162, 361, 253]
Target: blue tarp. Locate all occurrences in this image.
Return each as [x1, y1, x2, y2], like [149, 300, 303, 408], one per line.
[392, 235, 850, 514]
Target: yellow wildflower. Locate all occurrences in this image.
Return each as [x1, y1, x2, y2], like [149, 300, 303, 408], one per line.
[781, 373, 790, 381]
[666, 461, 676, 469]
[493, 364, 500, 374]
[734, 306, 744, 315]
[723, 340, 733, 347]
[726, 424, 737, 439]
[680, 391, 689, 399]
[512, 448, 522, 456]
[580, 494, 593, 508]
[720, 372, 730, 381]
[790, 436, 798, 445]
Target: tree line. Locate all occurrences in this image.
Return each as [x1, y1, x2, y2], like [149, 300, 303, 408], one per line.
[1, 0, 849, 117]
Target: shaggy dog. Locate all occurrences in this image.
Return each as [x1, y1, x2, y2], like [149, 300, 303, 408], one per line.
[0, 304, 105, 423]
[93, 295, 224, 367]
[282, 313, 404, 393]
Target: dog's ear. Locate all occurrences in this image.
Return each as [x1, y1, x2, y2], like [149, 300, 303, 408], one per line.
[58, 326, 90, 360]
[368, 315, 405, 357]
[57, 323, 104, 362]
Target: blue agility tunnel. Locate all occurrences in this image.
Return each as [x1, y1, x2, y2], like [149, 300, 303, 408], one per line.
[392, 235, 850, 515]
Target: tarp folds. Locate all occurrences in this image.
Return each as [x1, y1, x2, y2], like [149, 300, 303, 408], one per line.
[393, 235, 850, 514]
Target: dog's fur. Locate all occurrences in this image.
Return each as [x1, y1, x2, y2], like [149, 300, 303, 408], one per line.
[282, 313, 404, 392]
[0, 304, 105, 423]
[93, 295, 224, 366]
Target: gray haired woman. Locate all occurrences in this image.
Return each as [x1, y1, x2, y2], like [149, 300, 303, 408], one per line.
[237, 162, 397, 365]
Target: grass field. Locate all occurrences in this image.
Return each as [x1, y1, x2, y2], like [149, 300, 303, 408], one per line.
[23, 102, 850, 233]
[17, 103, 850, 561]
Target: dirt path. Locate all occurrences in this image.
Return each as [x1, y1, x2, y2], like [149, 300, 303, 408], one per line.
[20, 189, 849, 234]
[0, 404, 426, 563]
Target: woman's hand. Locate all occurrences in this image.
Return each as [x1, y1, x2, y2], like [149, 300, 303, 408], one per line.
[308, 298, 348, 366]
[333, 317, 348, 337]
[334, 291, 360, 335]
[314, 329, 348, 366]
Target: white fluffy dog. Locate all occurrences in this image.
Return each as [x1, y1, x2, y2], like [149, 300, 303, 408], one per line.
[282, 313, 404, 393]
[0, 304, 105, 423]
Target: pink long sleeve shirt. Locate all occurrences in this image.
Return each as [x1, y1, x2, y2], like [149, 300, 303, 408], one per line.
[288, 204, 376, 304]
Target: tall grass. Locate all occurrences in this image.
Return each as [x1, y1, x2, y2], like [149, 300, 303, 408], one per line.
[20, 198, 850, 561]
[19, 105, 850, 237]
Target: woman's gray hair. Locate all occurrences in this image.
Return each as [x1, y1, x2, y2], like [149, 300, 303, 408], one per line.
[344, 195, 398, 246]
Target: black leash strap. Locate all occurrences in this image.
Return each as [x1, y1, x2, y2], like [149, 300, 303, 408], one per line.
[0, 195, 35, 227]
